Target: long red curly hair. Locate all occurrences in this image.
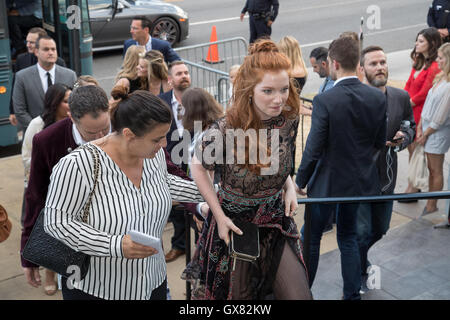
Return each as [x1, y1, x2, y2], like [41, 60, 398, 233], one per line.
[226, 39, 300, 174]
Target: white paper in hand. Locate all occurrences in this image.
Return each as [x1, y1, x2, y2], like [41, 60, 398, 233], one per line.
[128, 230, 163, 255]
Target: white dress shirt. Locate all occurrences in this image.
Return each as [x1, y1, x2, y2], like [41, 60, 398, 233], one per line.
[36, 63, 55, 93]
[135, 36, 153, 52]
[333, 75, 358, 87]
[171, 91, 185, 137]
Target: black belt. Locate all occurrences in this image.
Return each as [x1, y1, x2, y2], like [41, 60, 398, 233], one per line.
[249, 12, 267, 18]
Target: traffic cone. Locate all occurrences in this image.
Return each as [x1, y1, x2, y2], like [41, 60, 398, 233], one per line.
[204, 25, 223, 64]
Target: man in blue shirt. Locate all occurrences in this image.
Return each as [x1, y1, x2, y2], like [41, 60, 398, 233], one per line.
[309, 46, 335, 93]
[123, 16, 180, 64]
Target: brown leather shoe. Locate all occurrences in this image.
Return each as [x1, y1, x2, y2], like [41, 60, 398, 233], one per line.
[165, 248, 185, 262]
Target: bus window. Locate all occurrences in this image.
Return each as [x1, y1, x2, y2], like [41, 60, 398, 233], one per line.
[0, 0, 95, 147]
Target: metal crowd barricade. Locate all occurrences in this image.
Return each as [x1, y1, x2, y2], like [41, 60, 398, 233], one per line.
[299, 96, 313, 152]
[182, 60, 230, 108]
[174, 37, 248, 73]
[174, 37, 248, 108]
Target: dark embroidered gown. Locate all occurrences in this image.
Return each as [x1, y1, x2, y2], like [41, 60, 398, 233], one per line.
[182, 114, 308, 300]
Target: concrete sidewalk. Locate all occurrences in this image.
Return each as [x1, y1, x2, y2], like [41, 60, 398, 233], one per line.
[0, 48, 448, 300]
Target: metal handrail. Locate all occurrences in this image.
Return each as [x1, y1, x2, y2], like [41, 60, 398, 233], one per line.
[300, 190, 450, 273]
[183, 191, 449, 300]
[298, 190, 450, 204]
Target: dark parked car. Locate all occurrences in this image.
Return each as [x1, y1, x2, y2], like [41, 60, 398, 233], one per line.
[89, 0, 189, 51]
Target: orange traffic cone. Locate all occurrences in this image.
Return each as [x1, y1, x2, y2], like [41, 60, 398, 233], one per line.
[204, 25, 223, 64]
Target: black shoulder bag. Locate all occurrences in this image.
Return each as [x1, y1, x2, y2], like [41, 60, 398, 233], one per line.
[22, 144, 100, 280]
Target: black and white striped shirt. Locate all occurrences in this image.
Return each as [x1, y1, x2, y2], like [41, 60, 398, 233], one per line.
[44, 144, 203, 300]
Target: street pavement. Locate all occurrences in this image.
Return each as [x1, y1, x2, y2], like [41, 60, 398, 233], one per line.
[0, 45, 449, 299]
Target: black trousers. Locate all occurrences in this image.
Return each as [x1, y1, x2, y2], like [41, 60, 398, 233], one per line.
[249, 15, 272, 44]
[168, 207, 186, 251]
[61, 277, 167, 300]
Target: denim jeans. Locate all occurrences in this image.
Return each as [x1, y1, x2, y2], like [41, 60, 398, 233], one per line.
[356, 201, 393, 275]
[301, 203, 361, 300]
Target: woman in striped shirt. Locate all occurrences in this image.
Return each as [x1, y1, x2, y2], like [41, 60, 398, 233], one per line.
[44, 87, 203, 300]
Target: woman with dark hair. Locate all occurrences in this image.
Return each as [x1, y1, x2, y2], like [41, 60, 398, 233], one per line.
[402, 27, 442, 196]
[22, 83, 71, 198]
[43, 87, 204, 300]
[183, 40, 312, 300]
[21, 83, 71, 295]
[182, 87, 224, 133]
[181, 87, 224, 173]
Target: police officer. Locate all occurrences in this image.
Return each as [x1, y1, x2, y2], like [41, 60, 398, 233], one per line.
[240, 0, 279, 44]
[427, 0, 450, 42]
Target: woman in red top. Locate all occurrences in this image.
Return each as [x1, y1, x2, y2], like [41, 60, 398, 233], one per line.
[403, 27, 442, 195]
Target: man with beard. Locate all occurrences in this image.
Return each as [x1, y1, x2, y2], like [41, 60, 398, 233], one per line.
[159, 61, 193, 262]
[358, 46, 416, 291]
[309, 47, 335, 93]
[296, 37, 387, 300]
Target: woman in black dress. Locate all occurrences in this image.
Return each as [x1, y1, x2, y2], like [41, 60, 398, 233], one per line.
[183, 40, 312, 300]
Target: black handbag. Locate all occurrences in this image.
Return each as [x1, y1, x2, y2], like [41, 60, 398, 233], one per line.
[228, 219, 260, 271]
[22, 144, 100, 280]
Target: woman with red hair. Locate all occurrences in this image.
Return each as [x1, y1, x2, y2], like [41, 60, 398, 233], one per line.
[183, 40, 312, 300]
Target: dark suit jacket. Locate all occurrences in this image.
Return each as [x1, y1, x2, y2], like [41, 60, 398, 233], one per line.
[123, 38, 180, 63]
[296, 78, 387, 198]
[159, 90, 180, 155]
[376, 86, 416, 194]
[21, 118, 77, 267]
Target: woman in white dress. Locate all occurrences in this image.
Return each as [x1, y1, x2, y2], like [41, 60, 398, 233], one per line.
[416, 43, 450, 215]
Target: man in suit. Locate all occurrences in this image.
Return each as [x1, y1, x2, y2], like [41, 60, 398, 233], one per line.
[123, 16, 180, 63]
[13, 35, 77, 133]
[9, 28, 66, 128]
[159, 61, 192, 262]
[15, 28, 66, 71]
[296, 37, 387, 300]
[357, 46, 416, 291]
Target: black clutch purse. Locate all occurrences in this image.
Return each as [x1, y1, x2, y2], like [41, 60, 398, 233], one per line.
[22, 144, 100, 279]
[229, 220, 260, 270]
